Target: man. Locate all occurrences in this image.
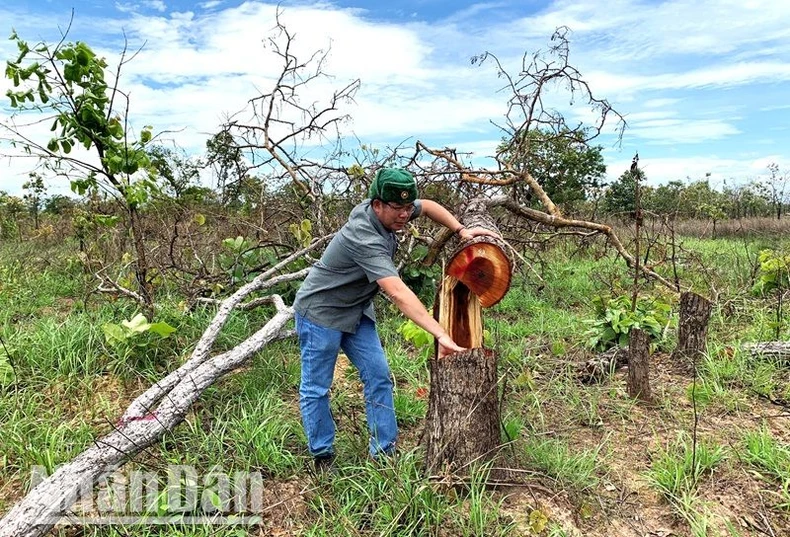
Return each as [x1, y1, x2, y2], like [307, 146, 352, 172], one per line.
[293, 167, 497, 466]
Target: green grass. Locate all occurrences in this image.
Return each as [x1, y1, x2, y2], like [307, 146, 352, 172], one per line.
[741, 425, 790, 507]
[521, 436, 603, 492]
[3, 232, 790, 535]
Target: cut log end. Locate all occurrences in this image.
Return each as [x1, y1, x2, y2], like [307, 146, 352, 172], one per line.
[447, 241, 511, 307]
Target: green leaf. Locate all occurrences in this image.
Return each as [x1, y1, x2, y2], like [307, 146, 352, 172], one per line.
[122, 313, 151, 334]
[0, 352, 15, 387]
[102, 323, 128, 345]
[618, 332, 629, 347]
[94, 214, 120, 227]
[148, 322, 176, 338]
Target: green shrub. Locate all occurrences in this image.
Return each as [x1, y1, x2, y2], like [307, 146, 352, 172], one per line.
[583, 294, 672, 351]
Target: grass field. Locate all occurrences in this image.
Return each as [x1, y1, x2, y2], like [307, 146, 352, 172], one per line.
[1, 231, 789, 536]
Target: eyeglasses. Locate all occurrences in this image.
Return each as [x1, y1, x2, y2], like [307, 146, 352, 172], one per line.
[383, 201, 415, 213]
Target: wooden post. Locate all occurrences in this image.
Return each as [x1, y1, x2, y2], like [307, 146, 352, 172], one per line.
[422, 204, 512, 474]
[627, 328, 652, 403]
[672, 291, 712, 364]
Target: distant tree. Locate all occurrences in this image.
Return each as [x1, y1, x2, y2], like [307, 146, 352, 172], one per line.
[43, 194, 77, 215]
[148, 145, 203, 201]
[644, 180, 684, 216]
[0, 191, 25, 240]
[22, 172, 46, 229]
[682, 178, 727, 220]
[757, 163, 789, 219]
[603, 167, 647, 216]
[205, 130, 249, 205]
[498, 128, 606, 210]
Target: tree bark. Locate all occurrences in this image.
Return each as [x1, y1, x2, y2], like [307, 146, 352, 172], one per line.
[672, 291, 712, 364]
[423, 348, 500, 473]
[627, 328, 652, 403]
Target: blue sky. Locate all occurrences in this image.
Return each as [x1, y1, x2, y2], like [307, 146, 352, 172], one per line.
[2, 0, 790, 196]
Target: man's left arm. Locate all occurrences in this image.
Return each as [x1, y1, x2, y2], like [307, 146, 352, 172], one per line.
[418, 199, 500, 241]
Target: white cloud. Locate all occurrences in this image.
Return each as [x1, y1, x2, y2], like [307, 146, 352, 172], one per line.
[2, 0, 790, 199]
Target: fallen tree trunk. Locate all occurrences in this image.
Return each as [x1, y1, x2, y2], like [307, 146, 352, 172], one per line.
[576, 346, 629, 384]
[422, 202, 512, 474]
[0, 237, 331, 537]
[743, 342, 790, 364]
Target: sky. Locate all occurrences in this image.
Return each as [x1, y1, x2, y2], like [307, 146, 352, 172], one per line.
[2, 0, 790, 197]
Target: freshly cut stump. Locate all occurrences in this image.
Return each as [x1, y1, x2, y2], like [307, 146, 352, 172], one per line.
[423, 347, 499, 473]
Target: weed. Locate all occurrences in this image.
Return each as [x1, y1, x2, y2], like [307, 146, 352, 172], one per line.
[522, 436, 602, 492]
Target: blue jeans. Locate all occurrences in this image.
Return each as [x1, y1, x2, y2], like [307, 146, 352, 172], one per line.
[296, 313, 397, 458]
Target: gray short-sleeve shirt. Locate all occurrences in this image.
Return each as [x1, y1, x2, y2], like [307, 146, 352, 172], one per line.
[293, 199, 422, 333]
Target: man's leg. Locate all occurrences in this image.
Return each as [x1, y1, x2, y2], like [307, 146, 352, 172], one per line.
[341, 316, 397, 457]
[296, 313, 342, 457]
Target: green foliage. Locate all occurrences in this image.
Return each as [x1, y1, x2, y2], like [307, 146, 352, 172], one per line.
[399, 244, 439, 299]
[5, 35, 156, 206]
[602, 167, 641, 215]
[646, 433, 726, 499]
[102, 313, 176, 364]
[499, 128, 607, 208]
[583, 294, 672, 351]
[288, 219, 313, 247]
[741, 426, 790, 485]
[397, 319, 433, 360]
[219, 235, 276, 285]
[522, 436, 601, 491]
[752, 249, 790, 296]
[0, 346, 15, 388]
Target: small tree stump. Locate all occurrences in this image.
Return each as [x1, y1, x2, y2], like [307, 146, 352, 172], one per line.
[627, 328, 652, 403]
[672, 291, 712, 364]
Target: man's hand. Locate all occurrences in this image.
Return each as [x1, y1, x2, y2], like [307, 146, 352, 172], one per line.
[437, 334, 466, 358]
[458, 226, 500, 242]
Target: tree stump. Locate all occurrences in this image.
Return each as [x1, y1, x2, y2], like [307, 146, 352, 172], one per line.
[627, 328, 652, 403]
[672, 291, 712, 364]
[423, 347, 500, 473]
[422, 204, 512, 474]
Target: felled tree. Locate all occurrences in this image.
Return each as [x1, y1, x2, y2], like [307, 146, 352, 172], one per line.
[0, 16, 355, 536]
[424, 199, 513, 473]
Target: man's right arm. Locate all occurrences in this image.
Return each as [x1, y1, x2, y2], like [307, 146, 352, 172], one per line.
[377, 275, 465, 358]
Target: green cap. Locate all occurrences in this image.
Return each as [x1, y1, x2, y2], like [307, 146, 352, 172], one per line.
[368, 168, 418, 203]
